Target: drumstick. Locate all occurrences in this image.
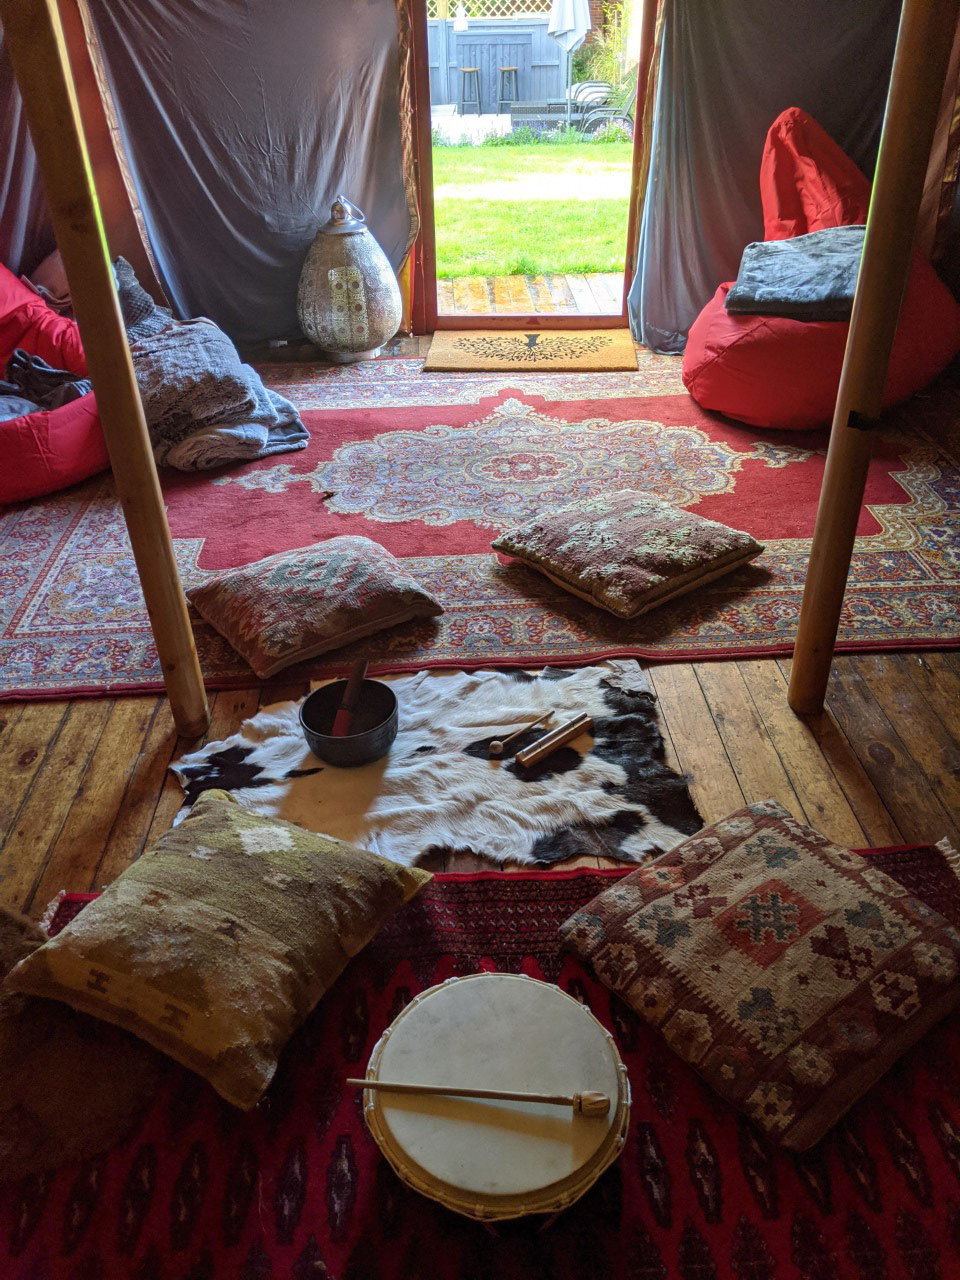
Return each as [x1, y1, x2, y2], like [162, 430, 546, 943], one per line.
[347, 1078, 610, 1117]
[331, 659, 369, 737]
[488, 711, 553, 757]
[514, 712, 593, 769]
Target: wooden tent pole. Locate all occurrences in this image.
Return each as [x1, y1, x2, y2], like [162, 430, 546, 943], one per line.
[0, 0, 210, 737]
[788, 0, 960, 716]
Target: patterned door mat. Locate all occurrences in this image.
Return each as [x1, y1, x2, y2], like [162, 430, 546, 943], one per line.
[423, 328, 639, 371]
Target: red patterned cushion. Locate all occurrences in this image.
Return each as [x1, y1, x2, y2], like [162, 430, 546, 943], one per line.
[560, 801, 960, 1150]
[187, 536, 443, 678]
[492, 490, 762, 618]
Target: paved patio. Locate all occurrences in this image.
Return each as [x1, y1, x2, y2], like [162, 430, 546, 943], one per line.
[437, 272, 623, 315]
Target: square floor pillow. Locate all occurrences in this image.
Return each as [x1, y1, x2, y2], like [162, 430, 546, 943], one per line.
[560, 800, 960, 1150]
[187, 535, 444, 677]
[492, 490, 763, 618]
[4, 789, 432, 1108]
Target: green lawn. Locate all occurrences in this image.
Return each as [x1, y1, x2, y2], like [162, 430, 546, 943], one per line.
[431, 142, 632, 277]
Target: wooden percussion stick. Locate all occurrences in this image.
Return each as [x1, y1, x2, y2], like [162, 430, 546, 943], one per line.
[347, 1078, 610, 1117]
[488, 710, 553, 757]
[331, 658, 369, 737]
[515, 712, 593, 769]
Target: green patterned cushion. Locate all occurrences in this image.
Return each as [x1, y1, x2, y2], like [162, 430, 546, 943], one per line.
[492, 490, 762, 618]
[187, 535, 443, 678]
[560, 801, 960, 1150]
[5, 790, 431, 1109]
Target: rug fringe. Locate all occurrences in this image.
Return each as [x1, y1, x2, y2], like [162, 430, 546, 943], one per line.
[937, 837, 960, 881]
[38, 889, 66, 936]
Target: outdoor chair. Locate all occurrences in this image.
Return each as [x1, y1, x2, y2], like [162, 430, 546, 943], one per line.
[568, 80, 613, 111]
[459, 67, 482, 116]
[578, 85, 637, 138]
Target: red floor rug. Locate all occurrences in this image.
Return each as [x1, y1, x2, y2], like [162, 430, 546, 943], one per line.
[2, 355, 959, 699]
[5, 846, 960, 1279]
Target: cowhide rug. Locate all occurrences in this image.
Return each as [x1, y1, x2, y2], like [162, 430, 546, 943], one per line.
[172, 661, 702, 866]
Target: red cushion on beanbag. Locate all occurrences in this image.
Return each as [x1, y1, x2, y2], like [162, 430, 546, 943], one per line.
[681, 108, 960, 430]
[0, 263, 108, 504]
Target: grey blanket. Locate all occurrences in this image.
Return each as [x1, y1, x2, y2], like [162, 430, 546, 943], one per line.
[129, 320, 309, 471]
[113, 256, 308, 471]
[725, 225, 865, 321]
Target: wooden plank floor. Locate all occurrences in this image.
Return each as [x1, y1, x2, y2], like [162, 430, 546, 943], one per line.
[437, 272, 623, 316]
[2, 649, 958, 920]
[2, 334, 958, 917]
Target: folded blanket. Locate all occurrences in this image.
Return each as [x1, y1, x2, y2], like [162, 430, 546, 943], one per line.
[0, 393, 40, 422]
[128, 319, 309, 471]
[112, 257, 309, 471]
[725, 224, 865, 321]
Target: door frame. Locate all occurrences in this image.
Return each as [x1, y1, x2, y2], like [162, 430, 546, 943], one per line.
[407, 0, 652, 334]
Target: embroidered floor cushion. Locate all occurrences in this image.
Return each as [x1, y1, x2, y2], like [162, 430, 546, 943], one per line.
[560, 800, 960, 1150]
[492, 490, 763, 618]
[5, 790, 432, 1109]
[187, 535, 444, 677]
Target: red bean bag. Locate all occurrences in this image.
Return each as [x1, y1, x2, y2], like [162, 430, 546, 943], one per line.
[0, 264, 108, 504]
[681, 107, 960, 430]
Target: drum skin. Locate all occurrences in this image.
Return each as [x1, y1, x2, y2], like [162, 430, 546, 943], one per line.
[360, 973, 630, 1222]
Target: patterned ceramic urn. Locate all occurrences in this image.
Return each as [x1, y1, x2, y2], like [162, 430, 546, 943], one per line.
[297, 196, 403, 363]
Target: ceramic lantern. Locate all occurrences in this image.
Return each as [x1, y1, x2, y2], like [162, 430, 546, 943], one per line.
[297, 195, 402, 362]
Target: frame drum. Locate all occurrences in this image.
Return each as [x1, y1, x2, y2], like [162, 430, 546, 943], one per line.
[360, 972, 630, 1221]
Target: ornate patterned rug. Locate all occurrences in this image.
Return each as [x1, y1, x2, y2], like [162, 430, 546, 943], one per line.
[423, 328, 640, 372]
[2, 355, 958, 699]
[5, 846, 960, 1280]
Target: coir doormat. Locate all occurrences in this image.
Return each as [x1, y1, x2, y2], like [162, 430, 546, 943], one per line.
[423, 327, 639, 371]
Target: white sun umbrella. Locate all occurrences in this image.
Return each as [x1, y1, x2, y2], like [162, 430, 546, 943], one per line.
[547, 0, 592, 125]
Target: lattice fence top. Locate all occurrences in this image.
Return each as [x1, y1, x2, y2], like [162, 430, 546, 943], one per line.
[428, 0, 554, 18]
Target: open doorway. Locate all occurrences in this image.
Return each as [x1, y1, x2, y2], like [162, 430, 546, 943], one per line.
[414, 0, 645, 328]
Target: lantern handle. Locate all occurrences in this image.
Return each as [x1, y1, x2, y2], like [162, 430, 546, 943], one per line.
[330, 195, 366, 229]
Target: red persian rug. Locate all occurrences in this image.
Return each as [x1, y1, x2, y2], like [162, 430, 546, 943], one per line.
[2, 355, 958, 699]
[5, 846, 960, 1280]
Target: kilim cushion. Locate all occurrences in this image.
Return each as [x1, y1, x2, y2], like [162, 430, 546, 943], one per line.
[559, 800, 960, 1149]
[5, 790, 432, 1109]
[492, 490, 763, 618]
[187, 535, 443, 678]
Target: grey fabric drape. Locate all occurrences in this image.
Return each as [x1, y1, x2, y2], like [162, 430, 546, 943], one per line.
[628, 1, 901, 353]
[84, 0, 412, 343]
[0, 36, 54, 278]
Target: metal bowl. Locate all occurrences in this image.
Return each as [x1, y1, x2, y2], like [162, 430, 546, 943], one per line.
[299, 679, 399, 767]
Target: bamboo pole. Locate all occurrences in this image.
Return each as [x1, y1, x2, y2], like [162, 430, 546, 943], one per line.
[788, 0, 960, 716]
[0, 0, 210, 737]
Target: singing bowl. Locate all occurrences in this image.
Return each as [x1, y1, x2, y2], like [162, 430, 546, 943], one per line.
[299, 678, 399, 767]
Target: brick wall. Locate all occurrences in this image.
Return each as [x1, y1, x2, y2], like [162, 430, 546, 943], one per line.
[585, 0, 606, 45]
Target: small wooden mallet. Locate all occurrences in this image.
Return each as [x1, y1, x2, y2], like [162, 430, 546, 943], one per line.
[488, 710, 553, 757]
[331, 658, 369, 737]
[347, 1077, 610, 1117]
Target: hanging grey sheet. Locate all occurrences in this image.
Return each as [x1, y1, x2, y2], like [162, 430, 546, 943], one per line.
[83, 0, 412, 344]
[629, 0, 900, 353]
[0, 35, 54, 278]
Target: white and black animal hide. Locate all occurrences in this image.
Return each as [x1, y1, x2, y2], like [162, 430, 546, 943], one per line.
[172, 661, 702, 867]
